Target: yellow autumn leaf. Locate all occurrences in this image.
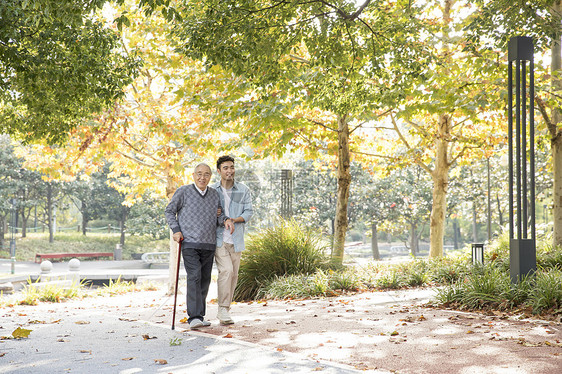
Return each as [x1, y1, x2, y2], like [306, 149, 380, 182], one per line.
[12, 327, 32, 339]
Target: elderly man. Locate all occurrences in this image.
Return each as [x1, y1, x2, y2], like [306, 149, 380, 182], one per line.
[165, 163, 234, 330]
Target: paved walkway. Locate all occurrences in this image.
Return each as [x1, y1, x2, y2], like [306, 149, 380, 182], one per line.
[1, 259, 562, 373]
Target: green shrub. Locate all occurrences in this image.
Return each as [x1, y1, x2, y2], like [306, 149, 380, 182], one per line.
[234, 219, 330, 301]
[260, 271, 333, 299]
[329, 268, 361, 291]
[376, 269, 404, 289]
[19, 281, 84, 305]
[434, 282, 465, 304]
[428, 257, 469, 285]
[527, 269, 562, 313]
[537, 244, 562, 271]
[500, 275, 534, 309]
[458, 265, 508, 309]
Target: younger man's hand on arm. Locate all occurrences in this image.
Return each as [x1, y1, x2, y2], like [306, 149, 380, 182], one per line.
[225, 218, 235, 234]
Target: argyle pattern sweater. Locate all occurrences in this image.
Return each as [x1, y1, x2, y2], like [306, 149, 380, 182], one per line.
[165, 184, 225, 250]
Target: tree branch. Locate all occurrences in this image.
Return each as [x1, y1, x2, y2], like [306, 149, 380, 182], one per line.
[319, 0, 372, 21]
[115, 150, 157, 168]
[535, 94, 557, 139]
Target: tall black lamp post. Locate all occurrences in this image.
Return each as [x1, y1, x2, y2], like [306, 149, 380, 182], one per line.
[508, 36, 536, 283]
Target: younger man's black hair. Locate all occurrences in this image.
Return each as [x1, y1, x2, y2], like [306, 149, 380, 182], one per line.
[217, 155, 235, 170]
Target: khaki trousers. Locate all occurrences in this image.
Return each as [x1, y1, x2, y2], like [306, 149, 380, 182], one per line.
[215, 243, 241, 308]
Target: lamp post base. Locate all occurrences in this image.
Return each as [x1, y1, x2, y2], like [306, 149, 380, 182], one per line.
[510, 238, 536, 283]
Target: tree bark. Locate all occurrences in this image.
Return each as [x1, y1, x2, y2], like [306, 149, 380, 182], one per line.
[410, 222, 418, 257]
[81, 200, 88, 236]
[429, 114, 451, 258]
[551, 1, 562, 247]
[21, 211, 27, 238]
[47, 183, 54, 243]
[331, 115, 351, 265]
[472, 201, 478, 242]
[120, 206, 127, 247]
[496, 194, 504, 226]
[371, 222, 380, 260]
[0, 215, 5, 249]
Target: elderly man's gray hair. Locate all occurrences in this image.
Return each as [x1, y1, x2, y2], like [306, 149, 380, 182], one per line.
[194, 163, 212, 173]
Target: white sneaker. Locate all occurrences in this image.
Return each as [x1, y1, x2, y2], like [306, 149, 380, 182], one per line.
[189, 319, 204, 330]
[217, 306, 234, 325]
[201, 320, 211, 327]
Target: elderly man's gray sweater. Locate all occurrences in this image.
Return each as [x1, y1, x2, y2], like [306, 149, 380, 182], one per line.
[165, 184, 226, 250]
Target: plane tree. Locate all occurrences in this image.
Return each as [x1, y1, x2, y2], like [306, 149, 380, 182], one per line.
[167, 0, 432, 264]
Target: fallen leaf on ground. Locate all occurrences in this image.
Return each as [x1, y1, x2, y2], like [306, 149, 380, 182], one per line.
[154, 359, 167, 365]
[142, 334, 157, 340]
[223, 333, 233, 338]
[122, 357, 135, 361]
[79, 350, 91, 354]
[179, 317, 188, 323]
[0, 353, 6, 357]
[12, 327, 32, 339]
[74, 321, 90, 325]
[390, 331, 399, 336]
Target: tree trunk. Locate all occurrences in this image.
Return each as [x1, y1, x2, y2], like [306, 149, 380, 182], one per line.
[472, 201, 478, 242]
[496, 194, 504, 226]
[551, 1, 562, 247]
[410, 222, 417, 257]
[21, 212, 28, 238]
[453, 219, 458, 250]
[47, 183, 54, 243]
[371, 222, 380, 260]
[331, 115, 351, 265]
[429, 114, 451, 258]
[0, 215, 5, 249]
[120, 207, 127, 246]
[82, 199, 88, 235]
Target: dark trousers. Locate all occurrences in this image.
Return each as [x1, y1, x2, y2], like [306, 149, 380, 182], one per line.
[182, 247, 215, 323]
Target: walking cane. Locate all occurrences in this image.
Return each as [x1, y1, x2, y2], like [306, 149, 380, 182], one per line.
[171, 238, 183, 330]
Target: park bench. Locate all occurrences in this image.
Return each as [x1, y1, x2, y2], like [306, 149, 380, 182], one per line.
[35, 252, 114, 263]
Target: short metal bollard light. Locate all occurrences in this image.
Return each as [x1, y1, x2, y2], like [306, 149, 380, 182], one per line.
[114, 243, 123, 261]
[471, 243, 485, 265]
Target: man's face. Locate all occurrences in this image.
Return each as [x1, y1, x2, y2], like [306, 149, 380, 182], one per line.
[217, 161, 235, 182]
[193, 165, 212, 190]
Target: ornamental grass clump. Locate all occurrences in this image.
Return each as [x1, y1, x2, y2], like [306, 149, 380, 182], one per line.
[234, 219, 330, 301]
[434, 241, 562, 315]
[528, 269, 562, 313]
[18, 281, 84, 305]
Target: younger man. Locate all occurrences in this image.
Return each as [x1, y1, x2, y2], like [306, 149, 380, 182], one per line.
[212, 156, 253, 325]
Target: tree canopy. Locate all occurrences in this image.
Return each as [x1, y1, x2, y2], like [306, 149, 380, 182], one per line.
[0, 0, 138, 143]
